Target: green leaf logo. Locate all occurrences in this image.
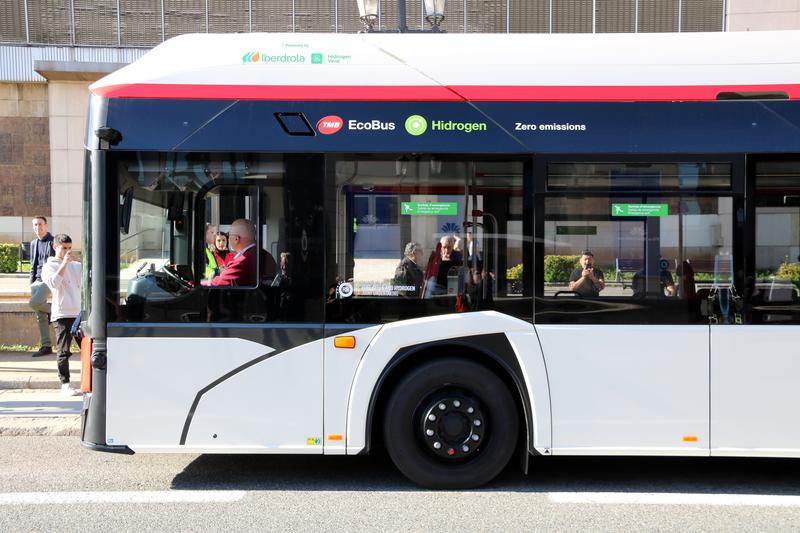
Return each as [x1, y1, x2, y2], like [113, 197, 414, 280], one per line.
[405, 115, 427, 136]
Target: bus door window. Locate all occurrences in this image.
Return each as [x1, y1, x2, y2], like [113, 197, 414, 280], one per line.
[751, 160, 800, 323]
[326, 158, 526, 324]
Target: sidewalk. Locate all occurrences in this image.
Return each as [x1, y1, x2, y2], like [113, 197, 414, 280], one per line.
[0, 351, 83, 436]
[0, 351, 81, 390]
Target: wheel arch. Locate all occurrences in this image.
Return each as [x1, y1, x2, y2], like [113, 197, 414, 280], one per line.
[363, 333, 535, 463]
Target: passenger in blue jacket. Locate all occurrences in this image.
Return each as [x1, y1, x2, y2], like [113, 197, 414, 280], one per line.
[29, 216, 55, 357]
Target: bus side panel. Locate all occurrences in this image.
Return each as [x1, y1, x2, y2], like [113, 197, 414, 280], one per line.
[345, 311, 535, 455]
[538, 324, 709, 456]
[106, 337, 270, 448]
[506, 331, 553, 454]
[323, 326, 383, 455]
[185, 339, 324, 453]
[711, 326, 800, 457]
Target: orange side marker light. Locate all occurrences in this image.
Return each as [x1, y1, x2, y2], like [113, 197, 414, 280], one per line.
[334, 336, 356, 349]
[682, 435, 698, 442]
[80, 336, 92, 393]
[328, 435, 343, 441]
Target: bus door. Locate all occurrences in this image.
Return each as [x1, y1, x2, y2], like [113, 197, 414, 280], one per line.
[106, 153, 326, 452]
[534, 158, 735, 454]
[710, 157, 800, 455]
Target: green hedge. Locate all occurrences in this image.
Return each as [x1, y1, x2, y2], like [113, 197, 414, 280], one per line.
[0, 244, 18, 273]
[544, 255, 580, 283]
[778, 261, 800, 282]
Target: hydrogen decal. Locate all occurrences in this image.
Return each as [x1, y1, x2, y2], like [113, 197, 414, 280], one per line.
[242, 51, 306, 63]
[347, 119, 395, 131]
[405, 115, 487, 135]
[311, 53, 323, 64]
[306, 437, 322, 446]
[514, 121, 587, 131]
[316, 115, 343, 135]
[405, 115, 428, 136]
[431, 120, 487, 133]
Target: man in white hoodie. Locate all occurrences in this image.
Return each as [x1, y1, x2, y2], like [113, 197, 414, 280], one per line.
[41, 234, 82, 396]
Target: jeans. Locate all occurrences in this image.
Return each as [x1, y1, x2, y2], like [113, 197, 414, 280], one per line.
[53, 317, 75, 384]
[28, 281, 51, 348]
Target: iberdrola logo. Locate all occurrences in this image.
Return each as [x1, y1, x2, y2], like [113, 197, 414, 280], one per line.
[405, 115, 427, 136]
[242, 51, 261, 63]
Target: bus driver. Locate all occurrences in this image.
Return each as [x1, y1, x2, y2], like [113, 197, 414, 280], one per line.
[204, 219, 257, 287]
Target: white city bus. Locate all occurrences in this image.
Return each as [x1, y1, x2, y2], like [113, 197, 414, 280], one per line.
[80, 30, 800, 488]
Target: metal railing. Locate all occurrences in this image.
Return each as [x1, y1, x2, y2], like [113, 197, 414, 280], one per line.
[0, 0, 726, 47]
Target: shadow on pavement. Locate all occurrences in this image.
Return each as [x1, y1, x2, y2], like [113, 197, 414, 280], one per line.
[171, 452, 800, 493]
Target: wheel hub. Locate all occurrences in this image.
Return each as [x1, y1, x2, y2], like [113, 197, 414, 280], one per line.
[420, 396, 485, 460]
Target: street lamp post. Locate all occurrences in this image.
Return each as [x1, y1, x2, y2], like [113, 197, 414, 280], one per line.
[356, 0, 446, 33]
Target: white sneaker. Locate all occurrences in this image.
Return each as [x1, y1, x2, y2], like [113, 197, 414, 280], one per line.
[61, 383, 80, 396]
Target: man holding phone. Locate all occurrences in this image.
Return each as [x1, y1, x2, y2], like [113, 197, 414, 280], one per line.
[569, 250, 606, 297]
[41, 234, 82, 396]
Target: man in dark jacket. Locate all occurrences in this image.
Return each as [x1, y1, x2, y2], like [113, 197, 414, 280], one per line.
[29, 216, 55, 357]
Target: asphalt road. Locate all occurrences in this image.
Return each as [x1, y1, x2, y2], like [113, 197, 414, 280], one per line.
[3, 437, 800, 532]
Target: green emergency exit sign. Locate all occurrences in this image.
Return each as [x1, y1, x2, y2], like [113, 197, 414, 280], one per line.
[401, 202, 458, 216]
[611, 203, 669, 217]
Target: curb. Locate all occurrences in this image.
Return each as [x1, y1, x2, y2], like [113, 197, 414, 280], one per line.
[0, 378, 64, 390]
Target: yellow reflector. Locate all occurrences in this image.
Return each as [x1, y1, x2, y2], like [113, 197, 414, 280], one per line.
[682, 435, 698, 442]
[328, 435, 343, 441]
[334, 336, 356, 349]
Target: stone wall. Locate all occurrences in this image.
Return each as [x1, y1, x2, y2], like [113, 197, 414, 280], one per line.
[0, 83, 50, 219]
[48, 81, 89, 250]
[0, 302, 51, 347]
[727, 0, 800, 30]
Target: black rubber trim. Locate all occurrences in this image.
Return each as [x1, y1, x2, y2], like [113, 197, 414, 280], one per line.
[80, 439, 135, 455]
[363, 332, 534, 454]
[179, 349, 283, 445]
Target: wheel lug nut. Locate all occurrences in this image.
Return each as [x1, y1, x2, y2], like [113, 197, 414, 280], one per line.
[453, 400, 461, 407]
[433, 442, 442, 449]
[428, 414, 436, 421]
[438, 403, 446, 411]
[426, 429, 434, 436]
[467, 407, 474, 414]
[462, 445, 469, 452]
[471, 434, 479, 441]
[474, 419, 481, 427]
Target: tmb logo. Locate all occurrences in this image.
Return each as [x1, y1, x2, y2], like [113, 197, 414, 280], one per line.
[317, 115, 343, 135]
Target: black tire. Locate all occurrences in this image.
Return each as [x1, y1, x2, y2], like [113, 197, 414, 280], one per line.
[383, 357, 519, 489]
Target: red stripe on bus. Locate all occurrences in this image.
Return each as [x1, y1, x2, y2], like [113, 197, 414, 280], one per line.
[91, 84, 464, 101]
[452, 84, 800, 101]
[91, 83, 800, 101]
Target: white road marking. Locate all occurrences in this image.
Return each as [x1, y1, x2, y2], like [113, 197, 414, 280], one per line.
[0, 491, 247, 505]
[548, 492, 800, 507]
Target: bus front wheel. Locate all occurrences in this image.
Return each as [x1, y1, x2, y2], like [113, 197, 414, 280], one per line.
[383, 357, 519, 489]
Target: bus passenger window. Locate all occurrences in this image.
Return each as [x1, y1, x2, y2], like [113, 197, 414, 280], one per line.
[752, 161, 800, 323]
[538, 161, 734, 325]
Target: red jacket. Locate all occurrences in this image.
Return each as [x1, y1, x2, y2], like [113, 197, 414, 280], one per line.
[210, 245, 256, 287]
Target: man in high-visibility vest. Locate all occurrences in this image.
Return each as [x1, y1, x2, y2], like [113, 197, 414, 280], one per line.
[204, 223, 219, 279]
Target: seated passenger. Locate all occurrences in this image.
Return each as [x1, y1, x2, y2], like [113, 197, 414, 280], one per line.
[205, 219, 257, 287]
[394, 242, 424, 297]
[568, 250, 605, 297]
[631, 262, 676, 298]
[271, 252, 296, 319]
[423, 235, 462, 297]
